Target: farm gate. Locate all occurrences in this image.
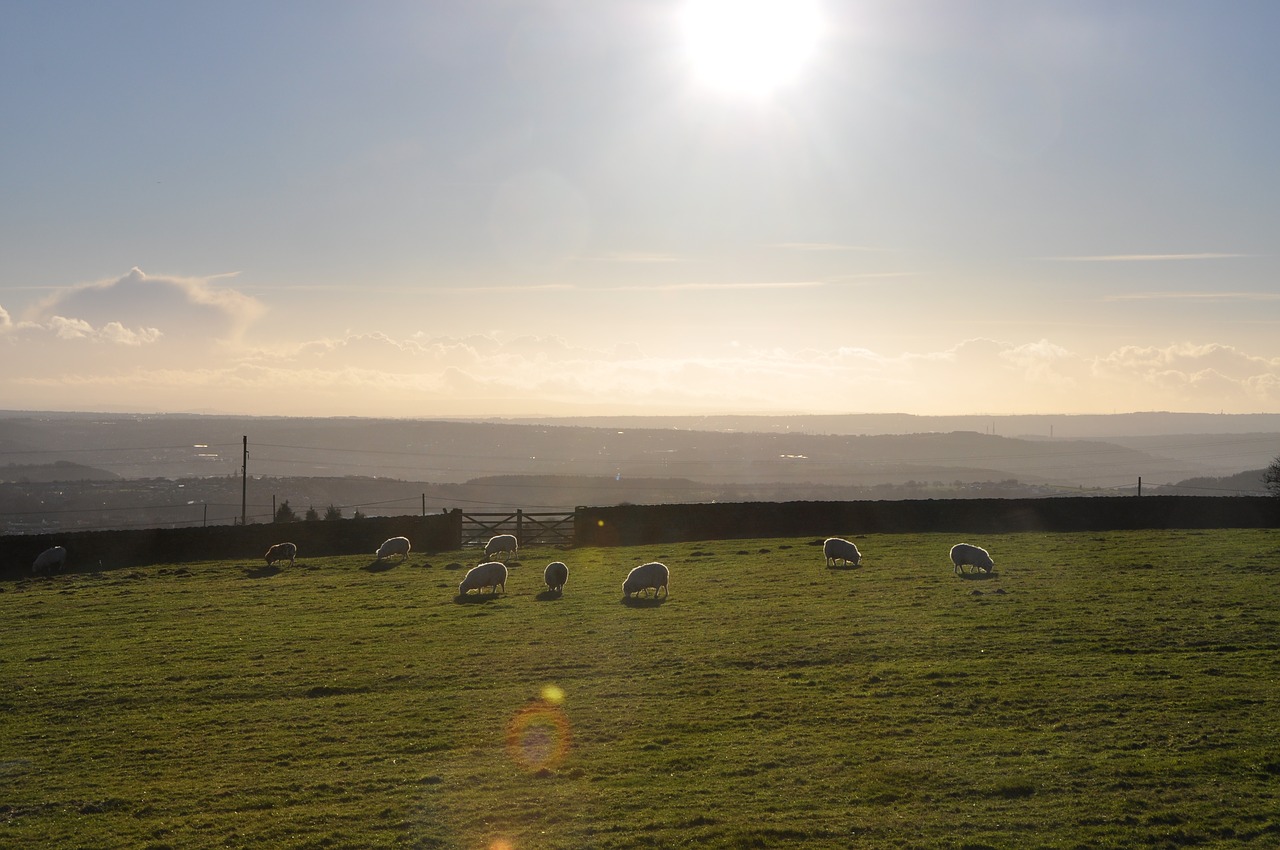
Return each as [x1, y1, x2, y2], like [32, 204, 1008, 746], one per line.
[459, 510, 574, 549]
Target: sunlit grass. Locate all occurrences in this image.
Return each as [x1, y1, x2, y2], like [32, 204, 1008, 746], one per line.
[2, 530, 1278, 848]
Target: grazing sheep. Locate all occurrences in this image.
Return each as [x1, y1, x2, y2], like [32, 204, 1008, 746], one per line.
[950, 542, 994, 575]
[544, 561, 568, 593]
[460, 561, 508, 596]
[32, 545, 67, 575]
[376, 536, 412, 562]
[823, 537, 862, 568]
[484, 533, 518, 561]
[623, 562, 669, 598]
[264, 542, 297, 567]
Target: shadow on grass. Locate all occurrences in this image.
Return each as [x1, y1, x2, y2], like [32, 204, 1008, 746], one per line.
[826, 562, 862, 571]
[444, 562, 466, 571]
[244, 565, 282, 579]
[621, 595, 668, 608]
[535, 589, 564, 602]
[362, 560, 399, 573]
[454, 592, 504, 604]
[956, 570, 999, 581]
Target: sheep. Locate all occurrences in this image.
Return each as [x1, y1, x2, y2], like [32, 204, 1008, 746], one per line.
[543, 561, 568, 593]
[460, 561, 508, 596]
[264, 542, 297, 567]
[823, 537, 861, 568]
[375, 536, 412, 562]
[32, 545, 67, 575]
[950, 542, 994, 575]
[483, 533, 518, 561]
[623, 562, 669, 598]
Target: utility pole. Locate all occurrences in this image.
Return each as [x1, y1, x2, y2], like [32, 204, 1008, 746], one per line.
[241, 436, 248, 526]
[1138, 476, 1142, 497]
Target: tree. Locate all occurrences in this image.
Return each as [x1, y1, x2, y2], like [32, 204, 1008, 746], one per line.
[324, 504, 343, 521]
[274, 500, 297, 523]
[304, 504, 320, 521]
[352, 509, 366, 521]
[1265, 455, 1280, 497]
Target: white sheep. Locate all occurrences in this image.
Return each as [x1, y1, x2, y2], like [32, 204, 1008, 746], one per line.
[544, 561, 568, 593]
[460, 561, 508, 596]
[823, 537, 861, 568]
[623, 562, 669, 598]
[375, 536, 412, 562]
[950, 542, 994, 575]
[264, 542, 297, 567]
[484, 533, 518, 561]
[32, 545, 67, 575]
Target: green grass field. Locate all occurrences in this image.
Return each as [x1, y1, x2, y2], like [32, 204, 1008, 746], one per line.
[3, 529, 1279, 849]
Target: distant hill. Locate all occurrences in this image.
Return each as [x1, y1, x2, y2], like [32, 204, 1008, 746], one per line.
[0, 461, 120, 483]
[1153, 469, 1270, 497]
[500, 411, 1280, 439]
[0, 410, 1274, 487]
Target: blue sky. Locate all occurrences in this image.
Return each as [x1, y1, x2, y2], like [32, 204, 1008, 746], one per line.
[2, 1, 1278, 416]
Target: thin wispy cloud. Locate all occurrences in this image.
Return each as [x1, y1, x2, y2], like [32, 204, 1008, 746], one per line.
[1104, 292, 1280, 302]
[440, 283, 576, 294]
[825, 272, 916, 284]
[771, 242, 885, 253]
[1047, 253, 1250, 262]
[574, 252, 685, 264]
[601, 280, 827, 292]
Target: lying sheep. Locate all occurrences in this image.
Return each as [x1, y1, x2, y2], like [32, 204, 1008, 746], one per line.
[823, 537, 861, 568]
[623, 562, 669, 598]
[543, 561, 568, 593]
[376, 536, 412, 562]
[484, 533, 518, 561]
[264, 542, 297, 567]
[950, 542, 994, 575]
[460, 561, 508, 596]
[32, 545, 67, 575]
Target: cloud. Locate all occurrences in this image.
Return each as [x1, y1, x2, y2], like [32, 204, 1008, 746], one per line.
[574, 251, 684, 264]
[4, 325, 1278, 416]
[1093, 343, 1280, 380]
[0, 306, 162, 347]
[1046, 253, 1249, 262]
[28, 267, 264, 341]
[771, 242, 884, 252]
[1089, 343, 1280, 409]
[0, 269, 266, 383]
[46, 316, 163, 345]
[1103, 291, 1280, 302]
[605, 280, 826, 292]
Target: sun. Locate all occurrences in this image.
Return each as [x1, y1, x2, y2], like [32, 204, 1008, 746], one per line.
[680, 0, 823, 97]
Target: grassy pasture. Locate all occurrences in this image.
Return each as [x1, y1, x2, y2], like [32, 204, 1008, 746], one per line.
[2, 529, 1279, 849]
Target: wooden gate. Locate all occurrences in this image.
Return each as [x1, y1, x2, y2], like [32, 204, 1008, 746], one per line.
[459, 510, 574, 549]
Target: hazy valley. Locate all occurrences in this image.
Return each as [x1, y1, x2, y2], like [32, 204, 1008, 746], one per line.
[2, 411, 1276, 532]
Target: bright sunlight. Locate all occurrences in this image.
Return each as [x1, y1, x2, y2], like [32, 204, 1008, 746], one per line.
[680, 0, 823, 97]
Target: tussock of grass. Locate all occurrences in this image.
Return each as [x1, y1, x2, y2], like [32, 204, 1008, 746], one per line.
[2, 529, 1278, 847]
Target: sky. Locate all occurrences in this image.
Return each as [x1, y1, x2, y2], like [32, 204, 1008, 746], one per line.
[2, 0, 1278, 418]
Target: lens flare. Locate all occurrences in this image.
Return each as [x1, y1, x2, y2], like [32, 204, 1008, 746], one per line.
[507, 695, 571, 772]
